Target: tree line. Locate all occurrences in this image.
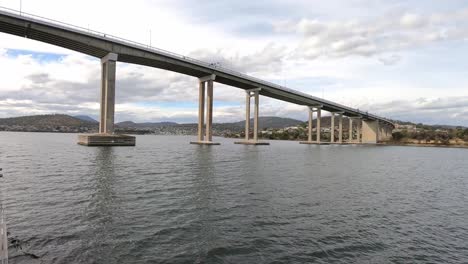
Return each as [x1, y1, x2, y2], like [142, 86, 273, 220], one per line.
[392, 127, 468, 145]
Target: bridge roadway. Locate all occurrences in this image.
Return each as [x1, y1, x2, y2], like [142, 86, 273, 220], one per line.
[0, 7, 394, 146]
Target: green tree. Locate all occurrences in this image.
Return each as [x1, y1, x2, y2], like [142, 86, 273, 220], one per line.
[425, 130, 435, 143]
[415, 131, 426, 144]
[280, 132, 289, 140]
[392, 131, 405, 141]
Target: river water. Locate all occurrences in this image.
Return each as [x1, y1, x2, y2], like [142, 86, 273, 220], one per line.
[0, 132, 467, 263]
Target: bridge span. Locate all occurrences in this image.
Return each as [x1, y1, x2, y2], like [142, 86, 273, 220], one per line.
[0, 7, 394, 146]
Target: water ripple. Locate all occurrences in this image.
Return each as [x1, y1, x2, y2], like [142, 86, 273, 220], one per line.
[1, 133, 468, 263]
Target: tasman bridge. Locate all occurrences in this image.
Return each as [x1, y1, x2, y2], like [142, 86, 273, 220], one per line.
[0, 7, 394, 146]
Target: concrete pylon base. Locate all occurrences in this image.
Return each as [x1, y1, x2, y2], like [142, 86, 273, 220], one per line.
[234, 141, 270, 145]
[190, 141, 221, 145]
[299, 141, 329, 145]
[78, 134, 136, 146]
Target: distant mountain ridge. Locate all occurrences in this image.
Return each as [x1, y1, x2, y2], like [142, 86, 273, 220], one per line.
[0, 114, 308, 134]
[0, 114, 364, 131]
[1, 114, 465, 137]
[74, 115, 98, 123]
[0, 114, 411, 131]
[0, 114, 97, 127]
[115, 116, 305, 129]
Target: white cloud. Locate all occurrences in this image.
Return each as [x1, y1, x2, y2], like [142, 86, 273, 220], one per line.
[362, 97, 468, 125]
[378, 54, 402, 66]
[188, 42, 288, 77]
[279, 8, 468, 61]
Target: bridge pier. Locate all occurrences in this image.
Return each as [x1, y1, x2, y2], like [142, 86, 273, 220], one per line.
[347, 117, 362, 144]
[378, 125, 384, 142]
[300, 105, 325, 145]
[235, 89, 269, 145]
[78, 53, 135, 146]
[377, 123, 393, 142]
[338, 113, 343, 143]
[191, 75, 220, 145]
[362, 119, 379, 144]
[330, 112, 344, 144]
[330, 113, 335, 143]
[329, 112, 345, 144]
[354, 118, 362, 143]
[99, 53, 117, 134]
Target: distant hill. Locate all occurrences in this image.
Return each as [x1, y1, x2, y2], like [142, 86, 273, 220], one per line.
[116, 121, 178, 128]
[0, 114, 98, 128]
[0, 114, 358, 132]
[227, 116, 304, 129]
[393, 119, 466, 130]
[8, 114, 452, 135]
[74, 115, 98, 123]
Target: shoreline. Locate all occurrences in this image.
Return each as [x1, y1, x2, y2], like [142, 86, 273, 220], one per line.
[2, 131, 468, 149]
[379, 142, 468, 149]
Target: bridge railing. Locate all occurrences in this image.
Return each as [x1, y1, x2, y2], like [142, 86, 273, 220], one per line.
[0, 6, 394, 126]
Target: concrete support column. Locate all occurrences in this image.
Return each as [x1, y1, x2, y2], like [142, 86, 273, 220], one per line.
[308, 108, 313, 142]
[379, 124, 393, 142]
[378, 123, 393, 142]
[386, 125, 393, 141]
[245, 91, 251, 141]
[316, 108, 321, 144]
[79, 52, 135, 147]
[99, 53, 118, 134]
[197, 81, 205, 142]
[356, 120, 362, 143]
[362, 120, 379, 144]
[253, 90, 259, 141]
[206, 80, 213, 142]
[377, 125, 385, 142]
[350, 118, 362, 143]
[338, 113, 343, 143]
[300, 105, 323, 145]
[349, 118, 353, 142]
[243, 89, 260, 141]
[235, 88, 268, 145]
[330, 113, 335, 143]
[191, 74, 219, 145]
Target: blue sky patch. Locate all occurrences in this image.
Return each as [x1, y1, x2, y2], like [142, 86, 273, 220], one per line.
[6, 49, 65, 62]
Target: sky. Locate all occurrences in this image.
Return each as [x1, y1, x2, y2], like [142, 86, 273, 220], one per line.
[0, 0, 468, 125]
